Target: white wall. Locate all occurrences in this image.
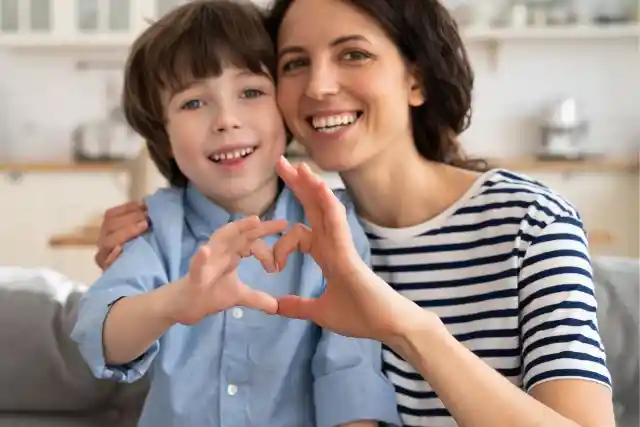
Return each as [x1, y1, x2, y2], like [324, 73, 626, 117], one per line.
[0, 37, 638, 284]
[460, 39, 640, 158]
[0, 39, 637, 161]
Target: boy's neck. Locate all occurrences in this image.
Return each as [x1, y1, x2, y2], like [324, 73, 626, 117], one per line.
[204, 176, 280, 218]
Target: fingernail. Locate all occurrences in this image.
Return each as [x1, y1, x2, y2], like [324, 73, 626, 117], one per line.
[138, 220, 147, 229]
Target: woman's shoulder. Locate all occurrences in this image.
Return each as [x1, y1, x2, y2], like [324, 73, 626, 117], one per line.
[468, 168, 582, 226]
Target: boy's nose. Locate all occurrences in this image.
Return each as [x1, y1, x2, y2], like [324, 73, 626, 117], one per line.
[215, 123, 241, 132]
[211, 108, 242, 133]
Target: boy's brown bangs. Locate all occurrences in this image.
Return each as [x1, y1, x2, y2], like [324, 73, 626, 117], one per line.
[147, 3, 275, 97]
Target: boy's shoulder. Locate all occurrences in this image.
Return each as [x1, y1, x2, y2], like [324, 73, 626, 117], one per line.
[143, 186, 187, 228]
[140, 186, 188, 248]
[116, 187, 188, 280]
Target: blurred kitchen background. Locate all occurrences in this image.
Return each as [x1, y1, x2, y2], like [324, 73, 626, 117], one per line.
[0, 0, 638, 285]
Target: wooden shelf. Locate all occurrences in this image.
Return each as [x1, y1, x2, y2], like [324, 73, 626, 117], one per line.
[48, 154, 634, 249]
[486, 156, 639, 173]
[462, 24, 640, 42]
[288, 155, 640, 174]
[49, 226, 100, 248]
[0, 161, 128, 174]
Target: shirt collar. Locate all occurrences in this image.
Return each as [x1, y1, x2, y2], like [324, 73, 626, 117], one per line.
[184, 181, 295, 241]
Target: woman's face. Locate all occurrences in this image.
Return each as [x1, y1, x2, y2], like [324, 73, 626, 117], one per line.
[276, 0, 425, 172]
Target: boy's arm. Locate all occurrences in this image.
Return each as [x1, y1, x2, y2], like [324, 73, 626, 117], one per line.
[101, 281, 176, 366]
[70, 235, 170, 383]
[311, 203, 401, 427]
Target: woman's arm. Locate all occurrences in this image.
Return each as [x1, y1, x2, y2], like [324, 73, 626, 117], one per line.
[274, 157, 616, 427]
[391, 311, 614, 427]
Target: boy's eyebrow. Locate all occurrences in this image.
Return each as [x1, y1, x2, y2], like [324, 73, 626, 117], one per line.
[169, 80, 204, 97]
[278, 34, 369, 60]
[234, 69, 271, 80]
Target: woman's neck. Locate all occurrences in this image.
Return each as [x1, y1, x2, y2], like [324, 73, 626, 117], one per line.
[340, 143, 479, 229]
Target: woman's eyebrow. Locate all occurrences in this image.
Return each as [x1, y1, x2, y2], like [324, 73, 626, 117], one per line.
[278, 34, 370, 60]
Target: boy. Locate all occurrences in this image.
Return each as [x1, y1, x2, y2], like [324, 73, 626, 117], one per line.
[70, 1, 400, 427]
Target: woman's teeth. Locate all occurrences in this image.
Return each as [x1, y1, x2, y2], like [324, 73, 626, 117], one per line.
[210, 147, 255, 163]
[312, 113, 359, 133]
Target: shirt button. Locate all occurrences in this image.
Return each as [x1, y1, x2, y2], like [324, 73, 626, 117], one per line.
[227, 384, 238, 396]
[232, 308, 243, 319]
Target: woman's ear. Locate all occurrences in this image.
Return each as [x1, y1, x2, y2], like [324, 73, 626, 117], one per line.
[408, 67, 426, 107]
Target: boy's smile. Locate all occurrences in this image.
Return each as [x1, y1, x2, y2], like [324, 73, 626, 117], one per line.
[208, 145, 256, 164]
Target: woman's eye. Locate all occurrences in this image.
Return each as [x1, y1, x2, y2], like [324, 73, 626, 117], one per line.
[181, 99, 203, 110]
[281, 58, 308, 73]
[343, 51, 370, 61]
[242, 89, 264, 99]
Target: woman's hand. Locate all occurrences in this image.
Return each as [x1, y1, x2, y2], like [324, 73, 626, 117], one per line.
[95, 201, 148, 270]
[273, 157, 427, 343]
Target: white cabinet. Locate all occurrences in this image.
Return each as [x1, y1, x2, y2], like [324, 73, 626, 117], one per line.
[0, 170, 130, 284]
[155, 0, 188, 18]
[76, 0, 132, 33]
[0, 0, 271, 47]
[0, 0, 142, 46]
[0, 0, 52, 33]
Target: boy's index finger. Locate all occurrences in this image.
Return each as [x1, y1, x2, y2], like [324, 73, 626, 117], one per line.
[212, 216, 260, 244]
[245, 219, 288, 241]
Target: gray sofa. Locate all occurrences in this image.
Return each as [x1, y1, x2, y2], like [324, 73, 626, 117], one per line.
[0, 258, 637, 427]
[0, 267, 147, 427]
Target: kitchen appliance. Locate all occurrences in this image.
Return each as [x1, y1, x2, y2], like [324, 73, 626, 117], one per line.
[71, 76, 142, 162]
[538, 97, 589, 160]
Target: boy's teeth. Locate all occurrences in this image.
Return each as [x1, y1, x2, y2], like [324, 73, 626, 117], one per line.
[211, 147, 255, 162]
[312, 114, 358, 132]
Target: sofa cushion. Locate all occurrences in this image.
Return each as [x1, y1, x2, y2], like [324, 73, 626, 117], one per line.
[0, 267, 146, 413]
[592, 256, 639, 424]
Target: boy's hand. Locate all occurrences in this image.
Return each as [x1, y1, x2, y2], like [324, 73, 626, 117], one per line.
[164, 216, 287, 325]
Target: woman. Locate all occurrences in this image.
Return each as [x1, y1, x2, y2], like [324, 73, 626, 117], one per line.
[95, 1, 615, 426]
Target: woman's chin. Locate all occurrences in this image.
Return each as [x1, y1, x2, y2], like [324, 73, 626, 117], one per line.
[307, 151, 356, 173]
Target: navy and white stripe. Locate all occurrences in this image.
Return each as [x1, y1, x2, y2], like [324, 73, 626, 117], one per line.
[362, 169, 611, 427]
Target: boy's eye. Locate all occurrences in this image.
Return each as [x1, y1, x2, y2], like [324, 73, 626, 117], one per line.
[242, 88, 264, 99]
[281, 58, 308, 73]
[181, 99, 203, 110]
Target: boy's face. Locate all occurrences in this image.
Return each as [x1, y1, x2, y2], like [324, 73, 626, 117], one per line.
[163, 66, 286, 211]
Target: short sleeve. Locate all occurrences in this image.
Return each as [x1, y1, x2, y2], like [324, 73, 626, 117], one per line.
[311, 332, 401, 427]
[70, 235, 169, 383]
[517, 214, 612, 392]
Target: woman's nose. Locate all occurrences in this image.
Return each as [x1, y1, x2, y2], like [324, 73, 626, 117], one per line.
[304, 62, 340, 100]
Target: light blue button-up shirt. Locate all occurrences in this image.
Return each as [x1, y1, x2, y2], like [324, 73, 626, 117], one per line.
[71, 183, 400, 427]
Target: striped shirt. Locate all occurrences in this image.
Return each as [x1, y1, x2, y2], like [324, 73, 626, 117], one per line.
[361, 169, 612, 427]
